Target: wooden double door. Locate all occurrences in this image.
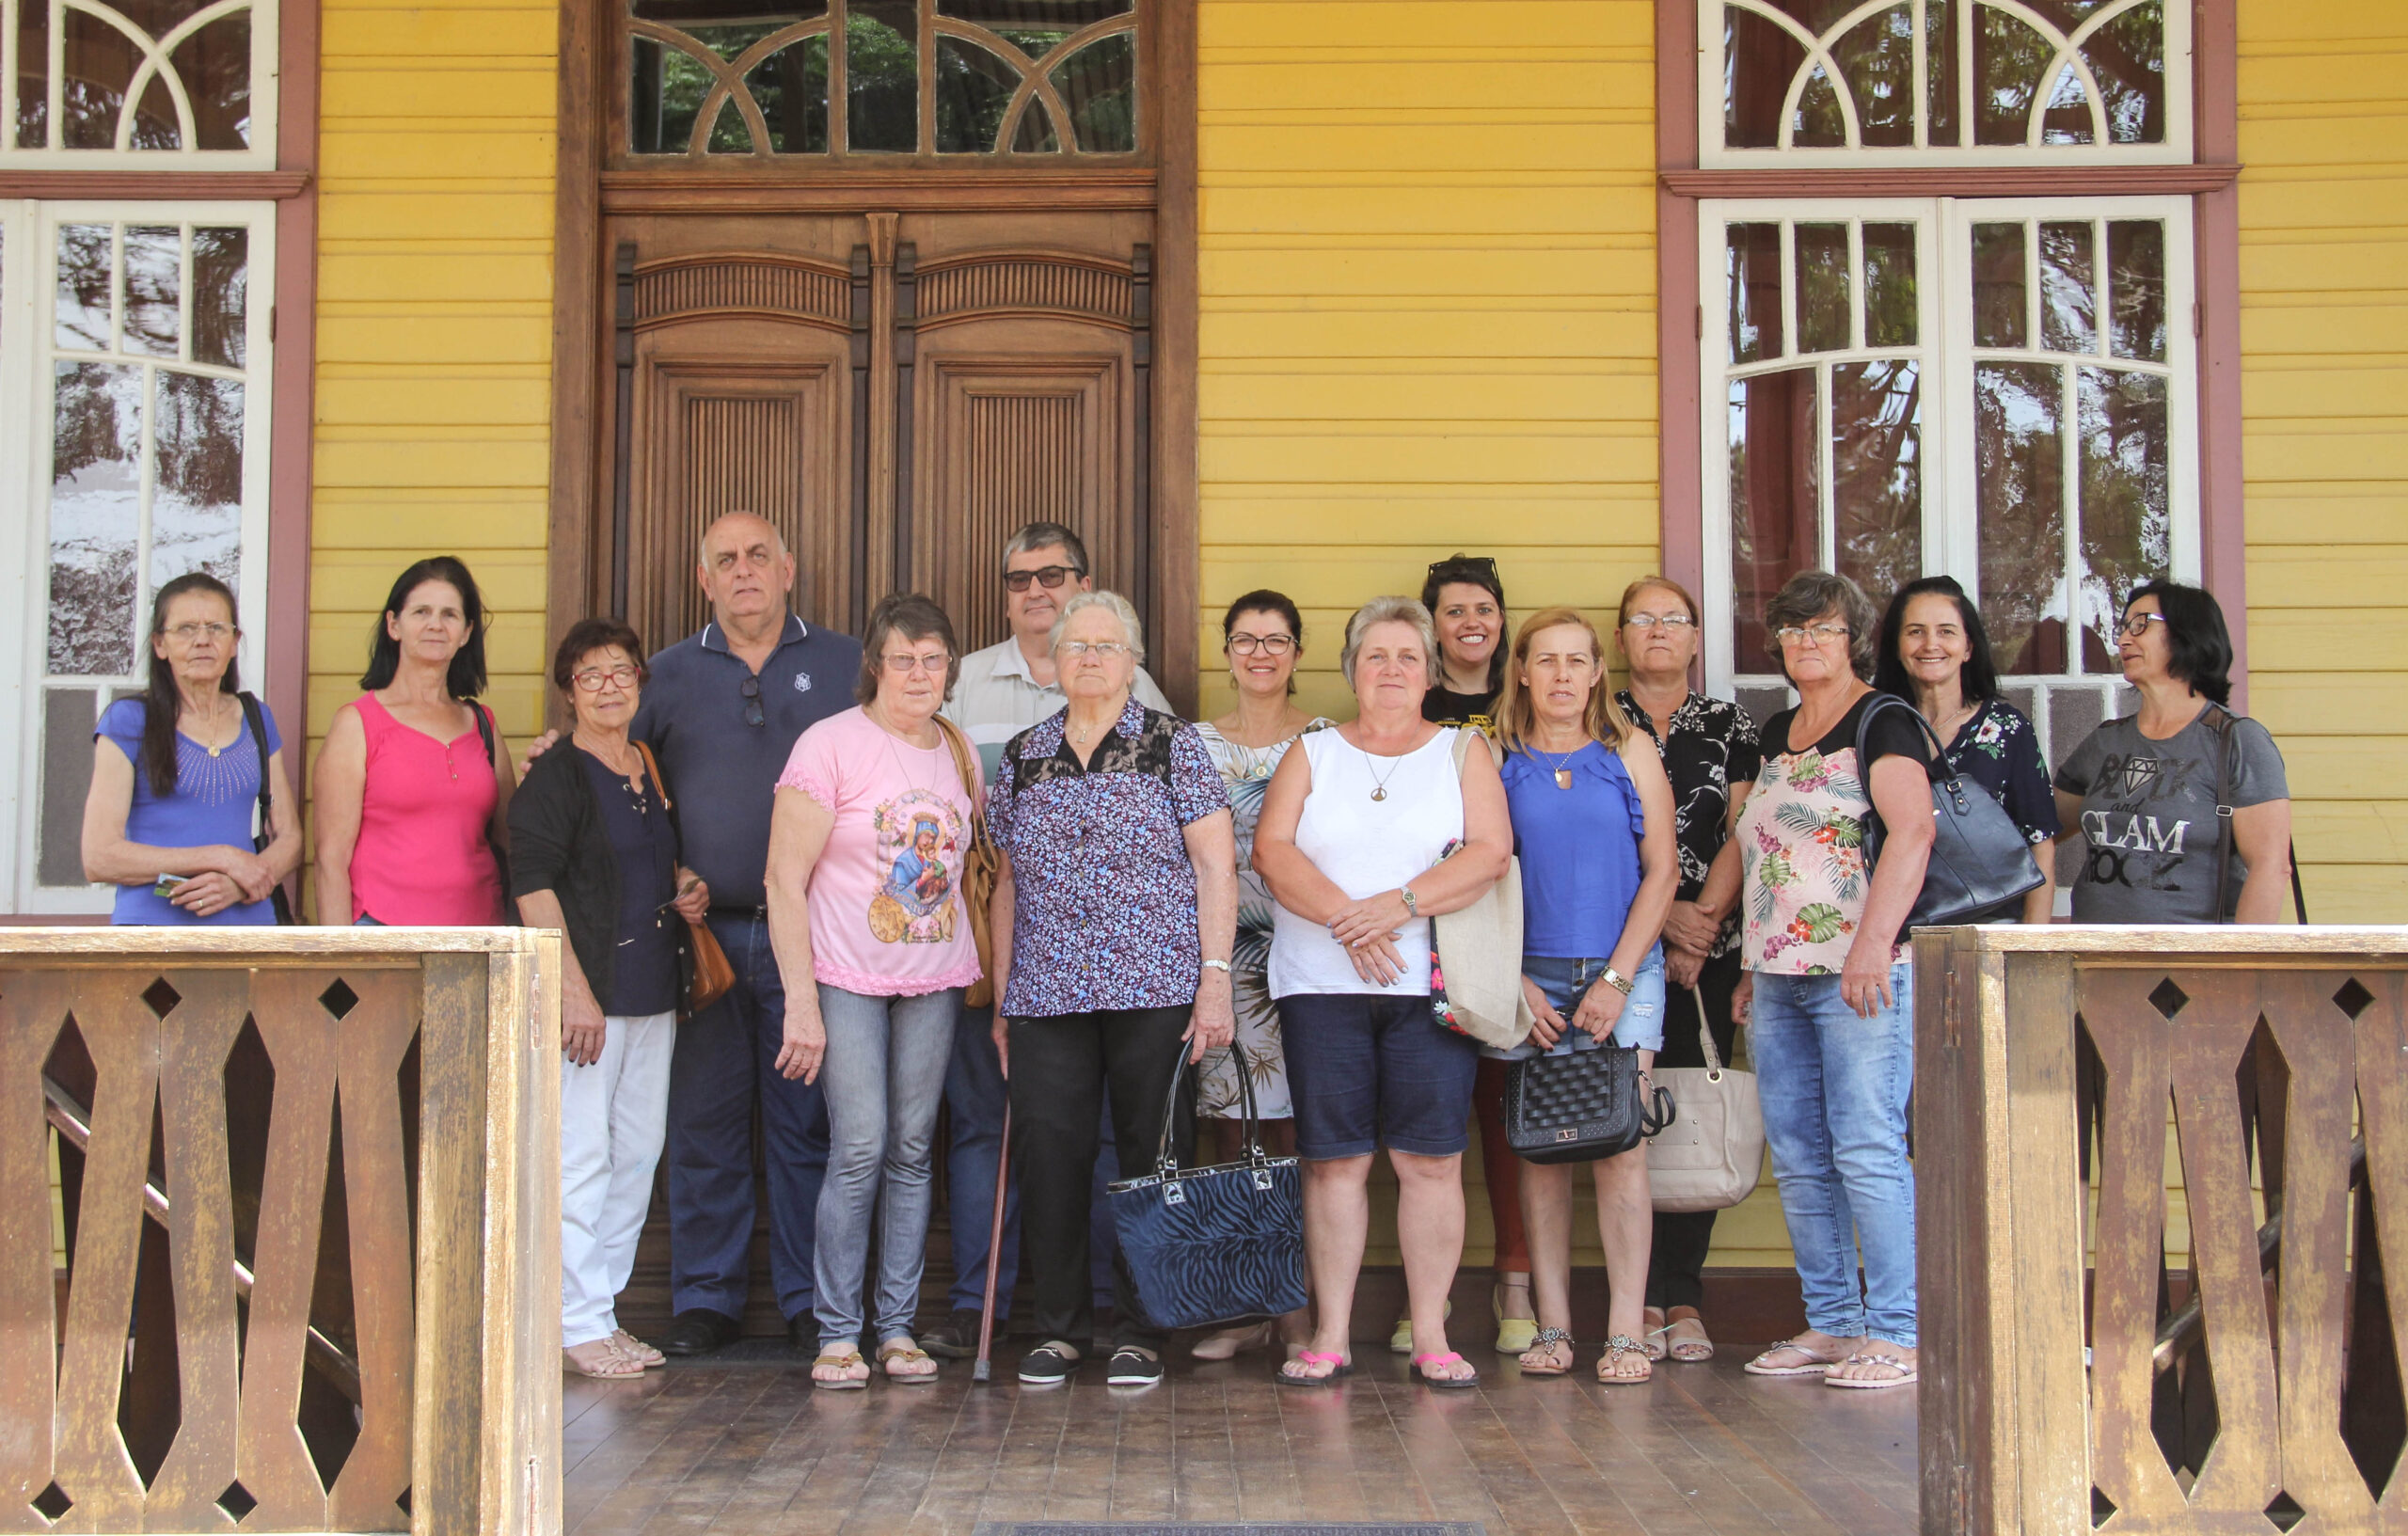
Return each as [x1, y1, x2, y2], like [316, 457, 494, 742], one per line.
[594, 207, 1160, 657]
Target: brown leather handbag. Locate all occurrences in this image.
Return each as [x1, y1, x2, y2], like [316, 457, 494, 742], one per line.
[634, 742, 736, 1016]
[935, 716, 1001, 1008]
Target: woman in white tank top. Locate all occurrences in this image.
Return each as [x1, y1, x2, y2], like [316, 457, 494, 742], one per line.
[1252, 596, 1513, 1389]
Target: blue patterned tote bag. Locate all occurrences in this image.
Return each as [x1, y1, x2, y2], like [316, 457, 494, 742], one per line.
[1108, 1040, 1307, 1330]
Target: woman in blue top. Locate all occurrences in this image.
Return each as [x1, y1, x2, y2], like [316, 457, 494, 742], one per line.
[81, 572, 300, 924]
[1491, 607, 1678, 1385]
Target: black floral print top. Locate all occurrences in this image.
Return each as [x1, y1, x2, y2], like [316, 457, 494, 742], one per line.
[1618, 690, 1764, 960]
[1941, 695, 2061, 847]
[988, 696, 1229, 1019]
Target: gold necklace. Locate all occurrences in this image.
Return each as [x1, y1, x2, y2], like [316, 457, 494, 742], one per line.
[1531, 731, 1592, 790]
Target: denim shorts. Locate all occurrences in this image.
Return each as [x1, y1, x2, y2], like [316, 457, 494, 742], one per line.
[1277, 991, 1480, 1160]
[1497, 945, 1668, 1059]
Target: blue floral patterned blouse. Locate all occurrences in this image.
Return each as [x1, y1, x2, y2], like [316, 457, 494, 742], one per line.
[1943, 696, 2061, 847]
[988, 696, 1229, 1019]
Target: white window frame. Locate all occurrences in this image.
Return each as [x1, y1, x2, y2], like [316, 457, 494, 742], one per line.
[0, 198, 277, 914]
[0, 0, 280, 167]
[1700, 194, 2198, 752]
[1700, 0, 2193, 168]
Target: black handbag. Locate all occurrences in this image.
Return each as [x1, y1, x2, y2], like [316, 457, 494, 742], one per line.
[1503, 1039, 1673, 1166]
[1106, 1040, 1307, 1331]
[1857, 694, 2045, 927]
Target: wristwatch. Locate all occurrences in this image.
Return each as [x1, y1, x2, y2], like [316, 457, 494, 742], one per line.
[1399, 884, 1418, 916]
[1600, 966, 1636, 996]
[1200, 958, 1231, 974]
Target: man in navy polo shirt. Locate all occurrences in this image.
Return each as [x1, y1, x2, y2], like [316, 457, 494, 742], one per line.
[635, 511, 860, 1357]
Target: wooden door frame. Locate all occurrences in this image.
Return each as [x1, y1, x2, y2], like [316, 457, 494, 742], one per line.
[545, 0, 1200, 720]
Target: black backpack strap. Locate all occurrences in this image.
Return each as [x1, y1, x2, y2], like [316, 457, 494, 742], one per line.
[2203, 703, 2307, 926]
[471, 700, 498, 766]
[236, 691, 273, 853]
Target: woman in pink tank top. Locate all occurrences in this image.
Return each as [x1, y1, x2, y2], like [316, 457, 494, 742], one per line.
[313, 558, 516, 923]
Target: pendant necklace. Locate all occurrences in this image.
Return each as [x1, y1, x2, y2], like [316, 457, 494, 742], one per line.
[1537, 735, 1589, 789]
[1359, 743, 1404, 801]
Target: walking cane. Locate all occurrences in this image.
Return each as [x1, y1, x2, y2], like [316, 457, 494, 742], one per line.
[973, 1101, 1011, 1384]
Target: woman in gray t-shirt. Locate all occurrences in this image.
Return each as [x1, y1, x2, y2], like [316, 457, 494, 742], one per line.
[2052, 580, 2291, 924]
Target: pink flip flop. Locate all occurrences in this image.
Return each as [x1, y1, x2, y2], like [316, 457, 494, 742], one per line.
[1411, 1351, 1480, 1389]
[1275, 1348, 1353, 1386]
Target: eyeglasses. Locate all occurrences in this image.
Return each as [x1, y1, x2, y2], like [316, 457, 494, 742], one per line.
[1004, 564, 1081, 593]
[739, 673, 764, 727]
[1426, 556, 1499, 587]
[1228, 634, 1295, 657]
[573, 665, 641, 692]
[1774, 624, 1852, 647]
[1623, 613, 1696, 632]
[166, 622, 236, 643]
[2117, 612, 2169, 639]
[1059, 641, 1130, 660]
[881, 653, 948, 675]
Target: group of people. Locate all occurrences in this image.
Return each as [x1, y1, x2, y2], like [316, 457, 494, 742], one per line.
[82, 518, 2291, 1396]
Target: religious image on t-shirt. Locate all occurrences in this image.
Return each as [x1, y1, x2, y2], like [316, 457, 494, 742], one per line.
[866, 790, 963, 944]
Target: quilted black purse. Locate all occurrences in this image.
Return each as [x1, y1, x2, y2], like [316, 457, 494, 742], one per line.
[1107, 1040, 1308, 1331]
[1503, 1041, 1673, 1166]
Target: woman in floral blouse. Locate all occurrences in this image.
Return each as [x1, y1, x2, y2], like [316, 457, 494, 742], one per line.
[1871, 577, 2059, 920]
[1733, 571, 1934, 1393]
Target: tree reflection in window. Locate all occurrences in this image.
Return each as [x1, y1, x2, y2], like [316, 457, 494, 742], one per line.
[6, 0, 257, 153]
[629, 0, 1137, 157]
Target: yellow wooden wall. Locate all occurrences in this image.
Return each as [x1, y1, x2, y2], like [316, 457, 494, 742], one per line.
[2236, 1, 2408, 926]
[309, 0, 561, 843]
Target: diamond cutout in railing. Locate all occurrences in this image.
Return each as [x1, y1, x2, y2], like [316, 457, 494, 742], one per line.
[2090, 1486, 2116, 1528]
[2147, 977, 2190, 1020]
[215, 1480, 257, 1522]
[2336, 977, 2376, 1021]
[32, 1482, 71, 1521]
[2264, 1491, 2305, 1531]
[319, 978, 360, 1020]
[141, 976, 182, 1018]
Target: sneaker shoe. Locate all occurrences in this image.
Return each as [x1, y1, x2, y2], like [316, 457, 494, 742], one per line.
[1106, 1345, 1164, 1387]
[1018, 1340, 1081, 1385]
[920, 1309, 987, 1360]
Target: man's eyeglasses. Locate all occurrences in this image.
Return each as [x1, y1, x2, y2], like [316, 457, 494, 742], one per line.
[739, 674, 764, 727]
[1623, 613, 1696, 632]
[1774, 624, 1852, 647]
[1228, 634, 1295, 657]
[2117, 612, 2169, 639]
[1004, 564, 1081, 593]
[573, 665, 642, 691]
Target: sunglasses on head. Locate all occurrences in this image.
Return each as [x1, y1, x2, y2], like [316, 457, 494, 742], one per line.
[1427, 556, 1499, 583]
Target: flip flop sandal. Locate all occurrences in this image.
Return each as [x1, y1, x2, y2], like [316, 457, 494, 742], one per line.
[1516, 1327, 1575, 1379]
[1596, 1334, 1654, 1385]
[812, 1351, 871, 1390]
[1826, 1351, 1919, 1390]
[1744, 1341, 1841, 1377]
[1275, 1348, 1353, 1386]
[1410, 1351, 1480, 1389]
[878, 1340, 940, 1384]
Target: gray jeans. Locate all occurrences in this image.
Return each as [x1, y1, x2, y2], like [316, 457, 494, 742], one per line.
[811, 982, 962, 1347]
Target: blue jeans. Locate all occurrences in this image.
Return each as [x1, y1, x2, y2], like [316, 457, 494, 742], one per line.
[1749, 965, 1917, 1347]
[813, 984, 959, 1346]
[666, 911, 830, 1323]
[1514, 946, 1668, 1055]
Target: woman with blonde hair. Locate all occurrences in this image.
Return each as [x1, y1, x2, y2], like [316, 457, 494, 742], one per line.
[1487, 608, 1678, 1382]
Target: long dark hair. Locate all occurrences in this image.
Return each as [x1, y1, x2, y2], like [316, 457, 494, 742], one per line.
[1419, 552, 1507, 694]
[1873, 576, 2001, 703]
[362, 556, 489, 698]
[2125, 578, 2234, 706]
[143, 572, 242, 795]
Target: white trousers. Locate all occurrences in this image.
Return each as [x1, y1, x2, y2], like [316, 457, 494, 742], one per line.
[561, 1009, 674, 1347]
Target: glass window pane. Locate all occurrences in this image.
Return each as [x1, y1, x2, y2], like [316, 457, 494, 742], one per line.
[1976, 360, 2068, 674]
[706, 93, 750, 152]
[847, 4, 920, 152]
[939, 0, 1131, 20]
[937, 36, 1021, 152]
[170, 9, 252, 150]
[55, 225, 114, 352]
[1729, 369, 1820, 671]
[39, 689, 99, 888]
[1728, 222, 1783, 365]
[1792, 64, 1846, 148]
[1796, 224, 1850, 354]
[48, 363, 146, 676]
[630, 39, 714, 153]
[2108, 220, 2165, 362]
[192, 227, 247, 370]
[124, 226, 181, 359]
[1972, 222, 2025, 350]
[1925, 0, 1957, 147]
[152, 372, 246, 591]
[750, 36, 829, 152]
[1831, 359, 1922, 608]
[2077, 369, 2169, 672]
[132, 69, 181, 149]
[684, 21, 777, 61]
[16, 0, 48, 147]
[1050, 32, 1133, 152]
[1831, 4, 1916, 147]
[2039, 221, 2096, 356]
[2039, 58, 2092, 145]
[2087, 0, 2164, 144]
[1972, 6, 2048, 146]
[1011, 95, 1060, 152]
[1725, 8, 1806, 150]
[1862, 223, 1916, 348]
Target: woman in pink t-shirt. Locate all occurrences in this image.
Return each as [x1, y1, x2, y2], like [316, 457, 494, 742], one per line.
[767, 594, 983, 1389]
[313, 557, 515, 924]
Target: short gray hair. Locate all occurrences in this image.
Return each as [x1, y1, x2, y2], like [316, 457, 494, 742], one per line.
[1763, 570, 1879, 682]
[1339, 596, 1438, 689]
[1049, 589, 1145, 664]
[1002, 521, 1088, 576]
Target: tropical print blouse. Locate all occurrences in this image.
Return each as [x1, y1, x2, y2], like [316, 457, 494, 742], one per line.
[1619, 690, 1763, 960]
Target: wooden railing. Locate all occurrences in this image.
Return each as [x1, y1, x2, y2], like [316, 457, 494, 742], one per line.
[0, 928, 562, 1536]
[1917, 926, 2407, 1535]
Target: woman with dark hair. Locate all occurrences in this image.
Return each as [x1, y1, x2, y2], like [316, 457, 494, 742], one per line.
[1188, 589, 1328, 1361]
[2052, 580, 2291, 924]
[313, 556, 515, 924]
[510, 617, 710, 1379]
[81, 572, 300, 925]
[1872, 577, 2058, 923]
[765, 594, 983, 1388]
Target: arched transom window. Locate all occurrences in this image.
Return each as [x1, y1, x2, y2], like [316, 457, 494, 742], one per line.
[2, 0, 276, 164]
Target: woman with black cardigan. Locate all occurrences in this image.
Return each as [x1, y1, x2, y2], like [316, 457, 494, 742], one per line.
[511, 616, 710, 1380]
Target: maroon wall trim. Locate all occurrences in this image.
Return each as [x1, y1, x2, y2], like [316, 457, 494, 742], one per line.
[2193, 0, 2245, 708]
[1656, 0, 1704, 636]
[266, 0, 321, 895]
[1662, 164, 2241, 198]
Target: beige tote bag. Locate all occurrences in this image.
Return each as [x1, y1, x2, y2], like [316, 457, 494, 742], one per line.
[1429, 728, 1532, 1053]
[1647, 986, 1766, 1211]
